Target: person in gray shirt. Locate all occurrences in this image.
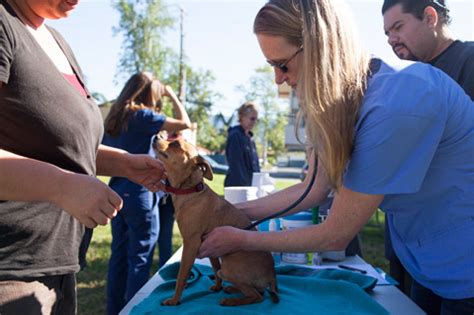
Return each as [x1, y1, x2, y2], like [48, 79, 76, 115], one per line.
[0, 1, 165, 314]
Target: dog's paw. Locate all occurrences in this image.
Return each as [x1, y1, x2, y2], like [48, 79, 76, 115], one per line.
[209, 284, 222, 292]
[161, 298, 181, 306]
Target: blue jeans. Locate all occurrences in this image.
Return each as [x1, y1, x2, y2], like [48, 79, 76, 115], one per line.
[157, 197, 175, 268]
[106, 191, 159, 315]
[411, 279, 474, 315]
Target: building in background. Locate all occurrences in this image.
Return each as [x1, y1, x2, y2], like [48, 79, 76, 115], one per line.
[278, 83, 306, 151]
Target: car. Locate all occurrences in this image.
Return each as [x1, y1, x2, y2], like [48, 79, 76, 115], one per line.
[300, 162, 309, 181]
[201, 155, 229, 175]
[300, 159, 318, 182]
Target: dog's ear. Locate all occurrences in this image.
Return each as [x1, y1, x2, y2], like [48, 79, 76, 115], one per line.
[195, 156, 213, 181]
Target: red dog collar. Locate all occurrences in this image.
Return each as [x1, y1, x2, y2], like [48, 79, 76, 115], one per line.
[165, 182, 205, 195]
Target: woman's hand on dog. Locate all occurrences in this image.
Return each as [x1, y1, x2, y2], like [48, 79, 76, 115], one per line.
[123, 153, 166, 192]
[198, 226, 245, 258]
[51, 172, 123, 229]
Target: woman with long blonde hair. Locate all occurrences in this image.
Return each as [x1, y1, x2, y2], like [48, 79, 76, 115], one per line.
[103, 72, 191, 315]
[199, 1, 474, 313]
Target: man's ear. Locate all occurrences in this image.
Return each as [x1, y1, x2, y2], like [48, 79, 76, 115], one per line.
[195, 156, 213, 181]
[423, 6, 439, 29]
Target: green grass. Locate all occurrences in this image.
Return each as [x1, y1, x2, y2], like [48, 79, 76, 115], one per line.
[78, 174, 386, 314]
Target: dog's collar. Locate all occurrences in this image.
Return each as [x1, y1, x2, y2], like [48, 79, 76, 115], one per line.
[164, 181, 205, 195]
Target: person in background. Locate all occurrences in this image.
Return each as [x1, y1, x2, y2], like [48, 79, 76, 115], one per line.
[103, 72, 191, 315]
[156, 194, 175, 268]
[382, 0, 474, 297]
[224, 101, 260, 187]
[0, 1, 164, 314]
[383, 0, 474, 99]
[198, 1, 474, 314]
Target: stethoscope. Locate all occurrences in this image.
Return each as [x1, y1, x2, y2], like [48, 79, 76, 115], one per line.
[244, 154, 318, 230]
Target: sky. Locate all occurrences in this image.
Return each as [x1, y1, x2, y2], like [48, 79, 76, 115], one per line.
[49, 0, 474, 116]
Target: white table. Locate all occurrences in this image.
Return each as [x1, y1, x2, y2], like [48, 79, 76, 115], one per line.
[120, 247, 425, 315]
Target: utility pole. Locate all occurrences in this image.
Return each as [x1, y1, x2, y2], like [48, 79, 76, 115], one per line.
[178, 6, 186, 105]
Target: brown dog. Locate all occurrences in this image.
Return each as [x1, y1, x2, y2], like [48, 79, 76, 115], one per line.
[153, 137, 278, 306]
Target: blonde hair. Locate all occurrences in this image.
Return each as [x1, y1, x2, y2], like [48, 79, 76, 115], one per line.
[254, 0, 370, 189]
[237, 101, 258, 123]
[104, 72, 163, 136]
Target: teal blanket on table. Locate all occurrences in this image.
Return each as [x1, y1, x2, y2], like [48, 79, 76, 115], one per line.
[130, 262, 389, 315]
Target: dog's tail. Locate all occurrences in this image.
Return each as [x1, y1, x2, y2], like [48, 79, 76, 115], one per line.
[267, 280, 279, 303]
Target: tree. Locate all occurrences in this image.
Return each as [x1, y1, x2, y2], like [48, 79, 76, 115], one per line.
[213, 112, 236, 131]
[237, 66, 288, 166]
[113, 0, 175, 80]
[165, 62, 224, 152]
[91, 92, 110, 106]
[185, 68, 224, 151]
[210, 112, 236, 153]
[113, 0, 225, 152]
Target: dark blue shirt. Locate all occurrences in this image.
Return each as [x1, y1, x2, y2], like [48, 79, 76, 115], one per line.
[224, 125, 260, 187]
[102, 108, 165, 193]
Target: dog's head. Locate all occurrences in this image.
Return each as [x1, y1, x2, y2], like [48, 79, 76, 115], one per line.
[153, 137, 213, 186]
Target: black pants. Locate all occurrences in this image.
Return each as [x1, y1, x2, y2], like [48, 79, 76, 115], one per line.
[411, 279, 474, 315]
[158, 196, 175, 267]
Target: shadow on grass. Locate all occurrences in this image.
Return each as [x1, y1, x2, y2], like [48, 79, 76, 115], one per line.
[77, 239, 110, 315]
[78, 231, 183, 315]
[360, 212, 388, 271]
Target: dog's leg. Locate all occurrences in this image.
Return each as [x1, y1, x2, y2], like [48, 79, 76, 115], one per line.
[161, 240, 200, 306]
[219, 282, 263, 306]
[209, 257, 223, 292]
[216, 270, 240, 294]
[223, 286, 240, 294]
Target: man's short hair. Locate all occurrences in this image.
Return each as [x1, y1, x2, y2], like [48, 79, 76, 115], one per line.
[382, 0, 451, 25]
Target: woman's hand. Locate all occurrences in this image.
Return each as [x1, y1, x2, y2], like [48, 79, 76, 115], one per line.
[52, 172, 123, 229]
[123, 153, 166, 192]
[97, 145, 166, 192]
[197, 226, 247, 258]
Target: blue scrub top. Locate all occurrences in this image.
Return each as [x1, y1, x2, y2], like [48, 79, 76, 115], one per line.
[344, 59, 474, 299]
[103, 108, 166, 193]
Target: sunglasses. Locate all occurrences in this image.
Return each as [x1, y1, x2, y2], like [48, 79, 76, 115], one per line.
[267, 46, 303, 73]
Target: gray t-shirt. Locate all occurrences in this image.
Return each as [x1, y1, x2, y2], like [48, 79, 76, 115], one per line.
[0, 1, 103, 279]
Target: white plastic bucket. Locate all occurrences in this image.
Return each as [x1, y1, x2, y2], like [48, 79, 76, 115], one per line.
[251, 172, 275, 198]
[224, 186, 258, 204]
[280, 211, 312, 264]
